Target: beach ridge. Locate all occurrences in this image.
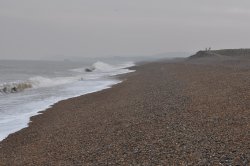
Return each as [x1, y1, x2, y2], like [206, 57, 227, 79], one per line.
[1, 58, 250, 165]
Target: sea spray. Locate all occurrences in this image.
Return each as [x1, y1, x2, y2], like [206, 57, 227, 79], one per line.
[0, 61, 135, 141]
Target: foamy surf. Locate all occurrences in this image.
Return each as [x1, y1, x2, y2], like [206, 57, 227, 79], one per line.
[70, 61, 134, 73]
[0, 61, 135, 93]
[0, 61, 135, 141]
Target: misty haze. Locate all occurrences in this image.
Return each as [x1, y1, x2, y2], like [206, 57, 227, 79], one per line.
[1, 0, 250, 60]
[1, 1, 250, 165]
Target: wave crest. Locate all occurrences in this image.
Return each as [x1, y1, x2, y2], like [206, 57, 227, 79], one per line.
[1, 61, 135, 94]
[71, 61, 135, 73]
[0, 81, 33, 93]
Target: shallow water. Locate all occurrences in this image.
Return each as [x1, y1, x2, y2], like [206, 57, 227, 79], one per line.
[0, 60, 134, 141]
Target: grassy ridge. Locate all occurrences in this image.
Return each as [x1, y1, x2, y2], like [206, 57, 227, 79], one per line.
[190, 48, 250, 59]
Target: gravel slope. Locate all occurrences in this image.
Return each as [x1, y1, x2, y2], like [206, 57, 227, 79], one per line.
[0, 60, 250, 165]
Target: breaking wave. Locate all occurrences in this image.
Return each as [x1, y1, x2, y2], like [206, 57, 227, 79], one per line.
[0, 60, 135, 141]
[0, 81, 33, 93]
[0, 61, 135, 94]
[0, 76, 77, 94]
[71, 61, 135, 73]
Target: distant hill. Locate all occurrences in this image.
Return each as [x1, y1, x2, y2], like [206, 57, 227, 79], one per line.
[213, 49, 250, 57]
[189, 49, 250, 59]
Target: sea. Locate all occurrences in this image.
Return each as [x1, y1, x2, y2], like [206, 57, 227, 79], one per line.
[0, 59, 135, 141]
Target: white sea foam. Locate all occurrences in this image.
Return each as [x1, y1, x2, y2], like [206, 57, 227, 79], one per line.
[71, 61, 134, 73]
[0, 61, 135, 141]
[0, 61, 134, 94]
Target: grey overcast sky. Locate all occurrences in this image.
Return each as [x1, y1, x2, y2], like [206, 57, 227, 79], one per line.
[1, 0, 250, 60]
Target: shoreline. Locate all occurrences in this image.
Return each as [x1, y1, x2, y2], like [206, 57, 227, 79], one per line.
[1, 59, 250, 165]
[0, 66, 135, 142]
